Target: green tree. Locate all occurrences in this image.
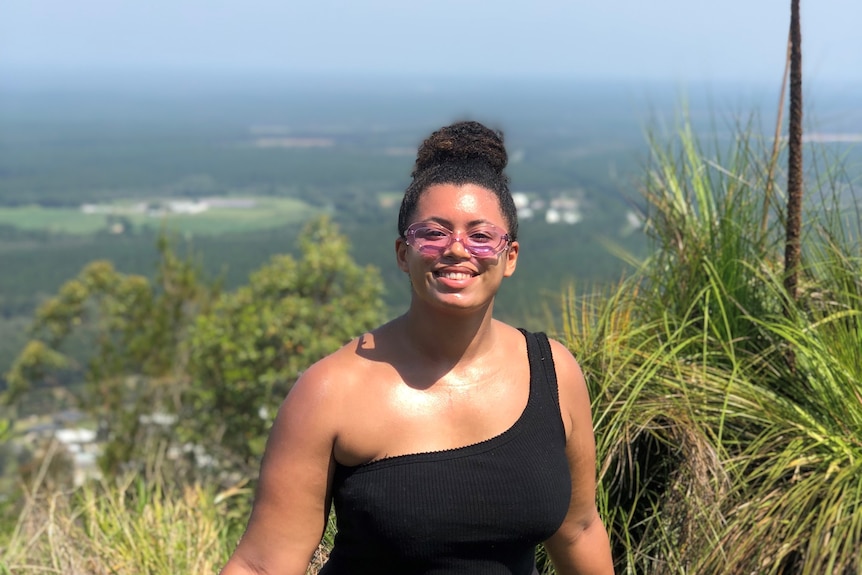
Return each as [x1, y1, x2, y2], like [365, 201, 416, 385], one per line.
[3, 216, 385, 478]
[4, 234, 212, 475]
[181, 216, 386, 469]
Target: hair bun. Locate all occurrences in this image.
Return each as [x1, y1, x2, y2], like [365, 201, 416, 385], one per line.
[412, 121, 508, 178]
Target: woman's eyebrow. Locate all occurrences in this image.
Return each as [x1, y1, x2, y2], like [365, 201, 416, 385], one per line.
[425, 217, 494, 228]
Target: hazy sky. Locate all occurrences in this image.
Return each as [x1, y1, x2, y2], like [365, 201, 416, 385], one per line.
[2, 0, 861, 87]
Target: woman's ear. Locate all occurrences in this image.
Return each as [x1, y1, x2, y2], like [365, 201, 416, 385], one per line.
[503, 241, 519, 277]
[395, 237, 410, 273]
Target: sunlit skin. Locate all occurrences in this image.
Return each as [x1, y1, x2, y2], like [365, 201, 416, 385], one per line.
[219, 181, 613, 575]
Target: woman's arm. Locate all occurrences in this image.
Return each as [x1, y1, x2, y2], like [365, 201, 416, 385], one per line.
[543, 338, 614, 575]
[220, 361, 340, 575]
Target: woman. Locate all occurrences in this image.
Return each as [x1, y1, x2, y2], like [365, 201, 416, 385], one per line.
[220, 121, 614, 574]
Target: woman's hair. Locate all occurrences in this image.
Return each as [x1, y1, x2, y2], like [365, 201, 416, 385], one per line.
[397, 120, 519, 241]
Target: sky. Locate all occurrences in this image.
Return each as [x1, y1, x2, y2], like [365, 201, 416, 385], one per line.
[1, 0, 861, 88]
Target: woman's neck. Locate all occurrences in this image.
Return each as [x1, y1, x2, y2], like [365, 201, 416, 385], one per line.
[398, 300, 499, 364]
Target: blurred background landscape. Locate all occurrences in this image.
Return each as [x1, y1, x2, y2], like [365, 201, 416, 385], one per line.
[2, 0, 860, 394]
[2, 1, 862, 572]
[3, 74, 861, 374]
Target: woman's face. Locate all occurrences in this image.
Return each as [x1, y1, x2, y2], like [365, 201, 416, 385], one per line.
[396, 183, 519, 313]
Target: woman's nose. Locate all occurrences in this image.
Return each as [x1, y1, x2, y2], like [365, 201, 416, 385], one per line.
[443, 234, 471, 258]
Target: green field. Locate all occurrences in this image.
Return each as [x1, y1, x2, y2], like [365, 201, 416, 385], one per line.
[0, 197, 321, 236]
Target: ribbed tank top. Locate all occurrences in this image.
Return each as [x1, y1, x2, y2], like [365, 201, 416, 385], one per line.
[319, 329, 571, 575]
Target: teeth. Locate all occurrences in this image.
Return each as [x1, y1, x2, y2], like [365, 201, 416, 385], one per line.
[438, 272, 472, 280]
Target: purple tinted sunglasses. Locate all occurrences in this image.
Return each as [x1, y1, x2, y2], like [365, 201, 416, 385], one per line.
[404, 221, 511, 258]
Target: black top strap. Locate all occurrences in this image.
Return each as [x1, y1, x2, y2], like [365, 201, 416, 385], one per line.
[525, 330, 561, 413]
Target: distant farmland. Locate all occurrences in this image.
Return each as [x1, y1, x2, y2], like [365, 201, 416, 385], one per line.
[0, 197, 322, 236]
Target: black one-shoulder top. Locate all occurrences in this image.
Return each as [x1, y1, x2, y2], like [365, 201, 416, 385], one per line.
[319, 330, 571, 575]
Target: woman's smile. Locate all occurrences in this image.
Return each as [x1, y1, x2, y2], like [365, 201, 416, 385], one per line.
[433, 266, 479, 288]
[435, 270, 476, 280]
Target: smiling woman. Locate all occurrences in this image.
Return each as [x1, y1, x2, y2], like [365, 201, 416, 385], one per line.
[219, 121, 613, 575]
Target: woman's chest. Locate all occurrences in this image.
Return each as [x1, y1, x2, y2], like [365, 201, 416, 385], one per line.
[331, 420, 572, 563]
[334, 362, 532, 467]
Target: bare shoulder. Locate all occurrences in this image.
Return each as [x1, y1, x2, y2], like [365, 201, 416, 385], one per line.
[274, 329, 392, 442]
[545, 336, 592, 440]
[545, 337, 585, 386]
[278, 333, 371, 423]
[262, 347, 347, 466]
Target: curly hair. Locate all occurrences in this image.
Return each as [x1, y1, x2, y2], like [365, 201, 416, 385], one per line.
[397, 120, 519, 241]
